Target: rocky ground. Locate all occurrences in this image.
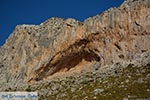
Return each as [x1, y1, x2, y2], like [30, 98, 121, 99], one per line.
[2, 63, 150, 100]
[34, 64, 150, 100]
[1, 52, 150, 100]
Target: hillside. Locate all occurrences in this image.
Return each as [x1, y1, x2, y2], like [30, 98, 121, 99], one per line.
[0, 0, 150, 99]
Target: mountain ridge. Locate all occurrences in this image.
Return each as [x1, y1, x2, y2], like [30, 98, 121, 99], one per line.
[0, 0, 150, 99]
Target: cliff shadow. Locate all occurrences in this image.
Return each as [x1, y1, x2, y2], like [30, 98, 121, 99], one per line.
[34, 50, 100, 81]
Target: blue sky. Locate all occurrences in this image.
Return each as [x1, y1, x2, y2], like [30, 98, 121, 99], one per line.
[0, 0, 124, 46]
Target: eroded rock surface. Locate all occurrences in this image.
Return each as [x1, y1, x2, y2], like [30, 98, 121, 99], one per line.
[0, 0, 150, 88]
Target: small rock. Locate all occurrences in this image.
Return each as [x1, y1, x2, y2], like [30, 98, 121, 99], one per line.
[137, 78, 144, 83]
[51, 84, 59, 91]
[125, 79, 129, 83]
[66, 18, 80, 27]
[94, 88, 104, 95]
[71, 87, 76, 92]
[123, 98, 128, 100]
[93, 96, 97, 99]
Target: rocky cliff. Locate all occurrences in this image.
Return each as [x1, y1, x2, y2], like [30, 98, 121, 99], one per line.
[0, 0, 150, 96]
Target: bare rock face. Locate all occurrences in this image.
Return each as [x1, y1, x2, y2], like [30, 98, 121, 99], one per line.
[0, 0, 150, 86]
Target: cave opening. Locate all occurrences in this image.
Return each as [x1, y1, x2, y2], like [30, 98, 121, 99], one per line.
[34, 50, 100, 81]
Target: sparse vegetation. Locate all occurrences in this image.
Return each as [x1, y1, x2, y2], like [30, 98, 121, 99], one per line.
[4, 64, 149, 100]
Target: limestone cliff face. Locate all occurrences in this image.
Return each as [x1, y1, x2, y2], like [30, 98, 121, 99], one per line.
[0, 0, 150, 85]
